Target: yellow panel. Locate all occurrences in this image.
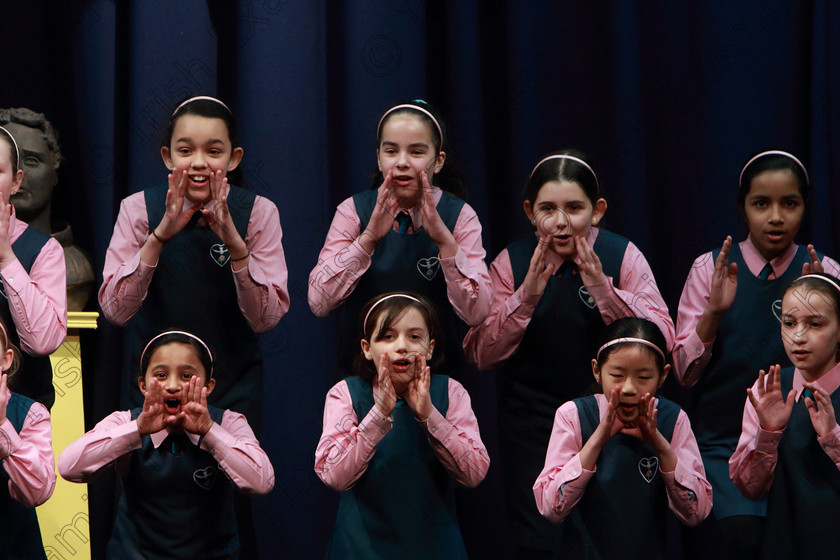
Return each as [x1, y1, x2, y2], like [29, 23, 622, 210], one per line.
[37, 314, 98, 560]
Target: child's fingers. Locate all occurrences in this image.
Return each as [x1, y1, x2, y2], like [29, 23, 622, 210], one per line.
[755, 370, 766, 398]
[747, 388, 760, 411]
[784, 390, 796, 410]
[804, 395, 817, 415]
[720, 236, 732, 258]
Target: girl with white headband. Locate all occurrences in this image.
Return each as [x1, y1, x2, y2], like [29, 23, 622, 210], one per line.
[308, 100, 492, 378]
[99, 96, 289, 428]
[673, 150, 840, 559]
[534, 317, 710, 559]
[0, 315, 56, 558]
[0, 126, 67, 409]
[731, 273, 840, 559]
[59, 330, 274, 559]
[463, 149, 675, 558]
[315, 292, 489, 559]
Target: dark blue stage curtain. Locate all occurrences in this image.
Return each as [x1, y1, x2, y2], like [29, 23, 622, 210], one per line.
[1, 1, 839, 558]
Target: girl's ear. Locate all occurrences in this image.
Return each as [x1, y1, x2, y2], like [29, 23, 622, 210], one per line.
[137, 376, 147, 393]
[227, 147, 244, 171]
[523, 200, 534, 223]
[376, 149, 382, 173]
[9, 169, 23, 196]
[658, 364, 671, 389]
[434, 150, 446, 174]
[361, 339, 373, 361]
[0, 348, 13, 372]
[591, 358, 601, 384]
[161, 146, 174, 170]
[591, 198, 607, 226]
[425, 339, 435, 360]
[204, 377, 216, 395]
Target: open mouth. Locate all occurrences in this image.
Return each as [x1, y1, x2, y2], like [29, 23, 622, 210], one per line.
[165, 398, 181, 413]
[189, 174, 209, 185]
[766, 230, 786, 242]
[618, 402, 638, 415]
[393, 175, 414, 185]
[391, 358, 413, 372]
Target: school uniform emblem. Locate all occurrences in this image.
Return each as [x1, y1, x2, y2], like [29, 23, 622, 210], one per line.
[417, 257, 440, 281]
[193, 465, 217, 489]
[638, 456, 658, 483]
[210, 243, 231, 267]
[771, 299, 782, 321]
[579, 286, 597, 309]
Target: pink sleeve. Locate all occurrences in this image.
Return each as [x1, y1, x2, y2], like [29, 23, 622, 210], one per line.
[307, 198, 371, 317]
[228, 196, 290, 332]
[672, 252, 716, 386]
[200, 410, 275, 495]
[586, 241, 675, 351]
[661, 409, 713, 525]
[98, 194, 155, 325]
[821, 255, 840, 278]
[314, 380, 393, 491]
[57, 410, 140, 482]
[532, 400, 595, 523]
[462, 249, 542, 370]
[438, 204, 492, 327]
[2, 236, 67, 355]
[729, 384, 782, 500]
[422, 378, 489, 487]
[0, 398, 55, 507]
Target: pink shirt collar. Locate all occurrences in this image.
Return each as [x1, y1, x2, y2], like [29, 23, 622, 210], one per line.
[536, 226, 600, 270]
[378, 184, 444, 230]
[740, 235, 798, 279]
[149, 427, 201, 449]
[793, 360, 840, 400]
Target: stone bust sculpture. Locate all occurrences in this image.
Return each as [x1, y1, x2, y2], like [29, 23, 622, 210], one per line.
[0, 108, 94, 311]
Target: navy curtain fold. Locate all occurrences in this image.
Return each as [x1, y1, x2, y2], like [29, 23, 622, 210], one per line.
[2, 1, 839, 558]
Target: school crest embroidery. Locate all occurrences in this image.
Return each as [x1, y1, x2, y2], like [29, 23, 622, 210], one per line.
[193, 465, 217, 490]
[579, 286, 597, 309]
[771, 299, 782, 322]
[639, 456, 659, 483]
[210, 243, 230, 267]
[417, 257, 440, 281]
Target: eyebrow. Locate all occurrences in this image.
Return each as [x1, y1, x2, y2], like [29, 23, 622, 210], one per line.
[381, 141, 430, 149]
[174, 137, 226, 145]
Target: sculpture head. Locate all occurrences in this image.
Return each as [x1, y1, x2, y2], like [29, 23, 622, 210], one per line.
[0, 108, 61, 227]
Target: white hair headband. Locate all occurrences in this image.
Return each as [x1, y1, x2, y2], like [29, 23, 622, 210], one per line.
[171, 96, 231, 118]
[596, 337, 665, 362]
[797, 274, 840, 294]
[0, 126, 20, 169]
[529, 154, 600, 194]
[377, 103, 443, 147]
[363, 294, 423, 331]
[739, 150, 809, 186]
[140, 330, 214, 378]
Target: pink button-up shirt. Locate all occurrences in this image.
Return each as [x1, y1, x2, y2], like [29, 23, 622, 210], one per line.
[2, 209, 66, 356]
[314, 376, 489, 491]
[307, 186, 492, 326]
[673, 237, 840, 386]
[0, 394, 55, 507]
[99, 189, 289, 333]
[462, 228, 675, 370]
[729, 363, 840, 501]
[58, 408, 274, 496]
[533, 394, 712, 526]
